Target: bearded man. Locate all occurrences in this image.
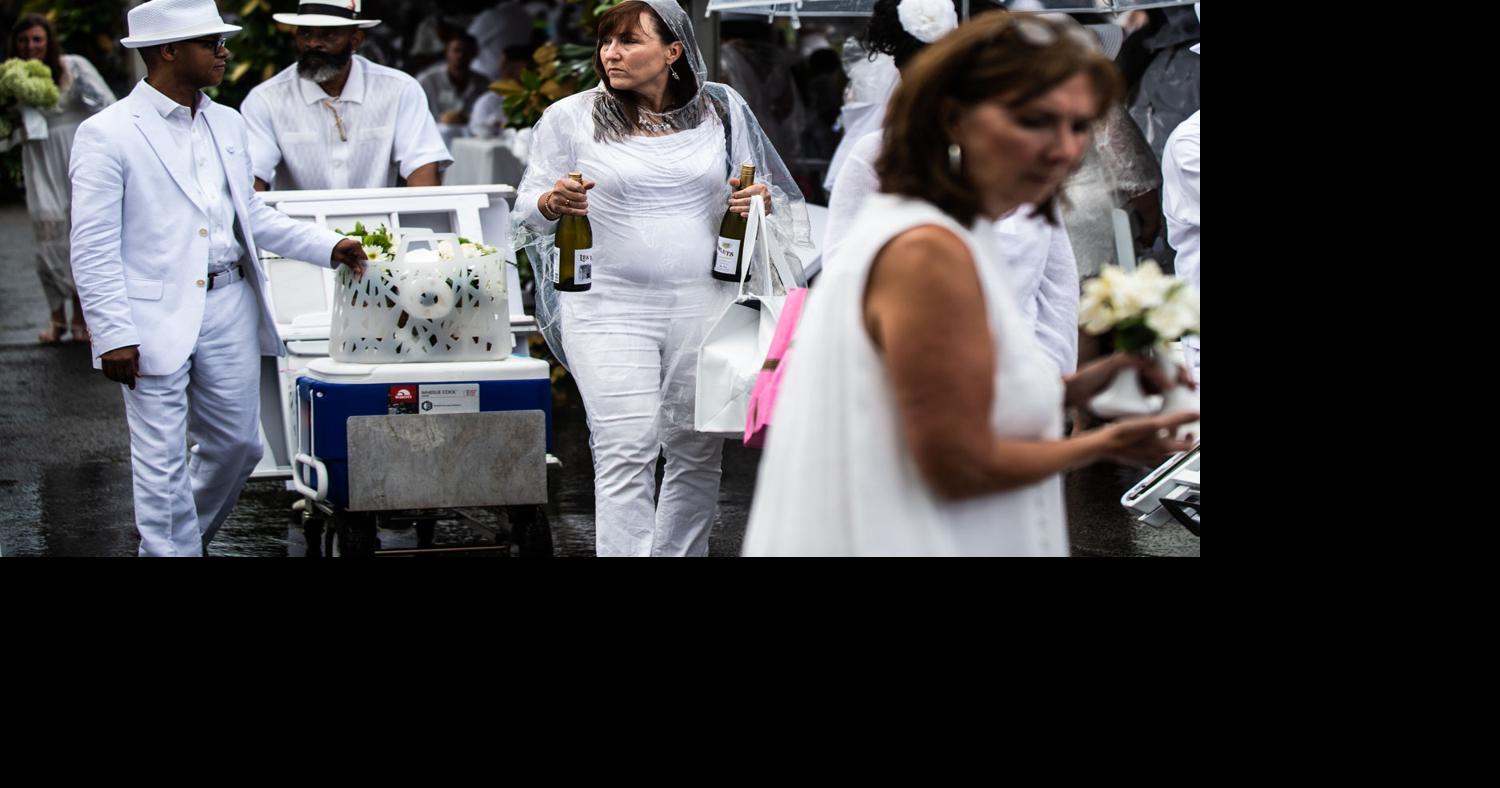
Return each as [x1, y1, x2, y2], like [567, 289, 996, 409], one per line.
[242, 1, 451, 191]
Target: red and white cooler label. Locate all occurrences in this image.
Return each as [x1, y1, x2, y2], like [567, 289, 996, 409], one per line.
[388, 384, 418, 415]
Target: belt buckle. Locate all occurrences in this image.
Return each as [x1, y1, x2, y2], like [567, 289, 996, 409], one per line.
[208, 264, 243, 291]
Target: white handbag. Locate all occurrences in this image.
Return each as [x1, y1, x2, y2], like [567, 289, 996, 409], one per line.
[694, 195, 801, 435]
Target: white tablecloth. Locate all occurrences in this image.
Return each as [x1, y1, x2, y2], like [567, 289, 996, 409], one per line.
[444, 135, 526, 188]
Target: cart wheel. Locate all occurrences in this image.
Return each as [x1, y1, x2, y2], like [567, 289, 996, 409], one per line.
[302, 514, 325, 559]
[335, 512, 379, 557]
[415, 519, 437, 550]
[507, 505, 553, 557]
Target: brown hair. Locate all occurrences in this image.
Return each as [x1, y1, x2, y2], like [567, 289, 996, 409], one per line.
[592, 1, 698, 132]
[10, 14, 66, 88]
[876, 13, 1123, 227]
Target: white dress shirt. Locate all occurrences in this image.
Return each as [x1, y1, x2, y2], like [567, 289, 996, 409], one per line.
[1162, 110, 1200, 384]
[140, 79, 243, 273]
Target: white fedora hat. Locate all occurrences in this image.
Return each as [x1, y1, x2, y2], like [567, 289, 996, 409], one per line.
[273, 1, 381, 29]
[120, 0, 242, 49]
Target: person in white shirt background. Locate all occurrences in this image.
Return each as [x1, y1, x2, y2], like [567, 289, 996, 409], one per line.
[466, 43, 532, 138]
[241, 0, 452, 191]
[824, 0, 1082, 377]
[1160, 5, 1199, 387]
[416, 32, 490, 147]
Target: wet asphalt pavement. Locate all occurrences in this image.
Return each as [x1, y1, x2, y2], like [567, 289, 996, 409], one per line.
[0, 204, 1198, 557]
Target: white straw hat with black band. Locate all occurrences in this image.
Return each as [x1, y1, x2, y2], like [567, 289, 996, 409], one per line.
[272, 1, 382, 29]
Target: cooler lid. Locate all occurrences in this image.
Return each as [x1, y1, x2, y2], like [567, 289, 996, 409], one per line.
[304, 355, 551, 384]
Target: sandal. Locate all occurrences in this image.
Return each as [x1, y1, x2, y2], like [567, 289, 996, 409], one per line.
[38, 320, 66, 345]
[69, 320, 90, 344]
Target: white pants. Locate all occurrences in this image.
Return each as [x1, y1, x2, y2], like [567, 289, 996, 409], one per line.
[120, 279, 263, 557]
[562, 284, 728, 557]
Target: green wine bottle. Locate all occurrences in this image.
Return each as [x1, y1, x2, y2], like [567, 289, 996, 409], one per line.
[554, 171, 593, 292]
[712, 163, 756, 282]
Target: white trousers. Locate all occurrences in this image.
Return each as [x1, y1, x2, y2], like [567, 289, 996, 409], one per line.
[562, 284, 728, 557]
[120, 279, 263, 557]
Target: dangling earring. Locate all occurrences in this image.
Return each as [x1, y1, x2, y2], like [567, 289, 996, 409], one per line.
[947, 143, 962, 174]
[670, 64, 680, 80]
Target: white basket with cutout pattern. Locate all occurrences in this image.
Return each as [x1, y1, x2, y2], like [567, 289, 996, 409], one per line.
[330, 232, 509, 363]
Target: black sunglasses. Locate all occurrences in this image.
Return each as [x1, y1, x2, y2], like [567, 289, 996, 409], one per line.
[182, 35, 229, 51]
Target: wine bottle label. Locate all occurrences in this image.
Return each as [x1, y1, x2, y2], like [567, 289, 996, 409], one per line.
[714, 237, 741, 275]
[574, 249, 592, 285]
[551, 247, 592, 285]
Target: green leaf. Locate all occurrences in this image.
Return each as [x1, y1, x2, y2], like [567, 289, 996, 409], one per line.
[559, 43, 598, 59]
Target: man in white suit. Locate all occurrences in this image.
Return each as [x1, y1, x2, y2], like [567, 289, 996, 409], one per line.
[69, 0, 368, 556]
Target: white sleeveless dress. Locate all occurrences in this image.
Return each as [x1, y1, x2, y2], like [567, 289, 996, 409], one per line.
[742, 194, 1069, 556]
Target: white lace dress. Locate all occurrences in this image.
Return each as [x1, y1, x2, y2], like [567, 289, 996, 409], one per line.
[22, 55, 115, 310]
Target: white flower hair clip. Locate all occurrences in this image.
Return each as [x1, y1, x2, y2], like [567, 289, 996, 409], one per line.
[897, 0, 959, 44]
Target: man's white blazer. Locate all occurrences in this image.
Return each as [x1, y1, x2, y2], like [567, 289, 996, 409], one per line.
[69, 80, 344, 375]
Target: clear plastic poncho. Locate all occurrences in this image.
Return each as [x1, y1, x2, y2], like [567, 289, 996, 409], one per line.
[512, 0, 814, 372]
[823, 37, 899, 192]
[1060, 103, 1162, 278]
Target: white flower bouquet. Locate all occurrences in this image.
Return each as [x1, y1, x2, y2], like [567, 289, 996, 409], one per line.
[1079, 261, 1200, 419]
[339, 221, 498, 264]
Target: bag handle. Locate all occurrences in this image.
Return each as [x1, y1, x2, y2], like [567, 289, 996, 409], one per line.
[737, 193, 808, 298]
[393, 231, 464, 266]
[737, 194, 769, 298]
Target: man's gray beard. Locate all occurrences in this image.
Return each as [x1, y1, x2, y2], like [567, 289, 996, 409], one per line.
[296, 60, 344, 83]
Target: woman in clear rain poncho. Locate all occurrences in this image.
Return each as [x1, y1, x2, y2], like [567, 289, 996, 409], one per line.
[7, 15, 116, 344]
[513, 0, 813, 557]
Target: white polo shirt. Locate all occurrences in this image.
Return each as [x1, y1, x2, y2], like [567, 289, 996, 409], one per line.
[241, 55, 452, 190]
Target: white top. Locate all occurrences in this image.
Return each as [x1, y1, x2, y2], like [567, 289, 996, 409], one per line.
[467, 91, 507, 138]
[742, 194, 1069, 556]
[994, 203, 1080, 375]
[415, 63, 491, 118]
[140, 80, 243, 271]
[241, 55, 453, 190]
[21, 55, 117, 309]
[824, 130, 1080, 374]
[516, 91, 731, 292]
[1162, 111, 1200, 381]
